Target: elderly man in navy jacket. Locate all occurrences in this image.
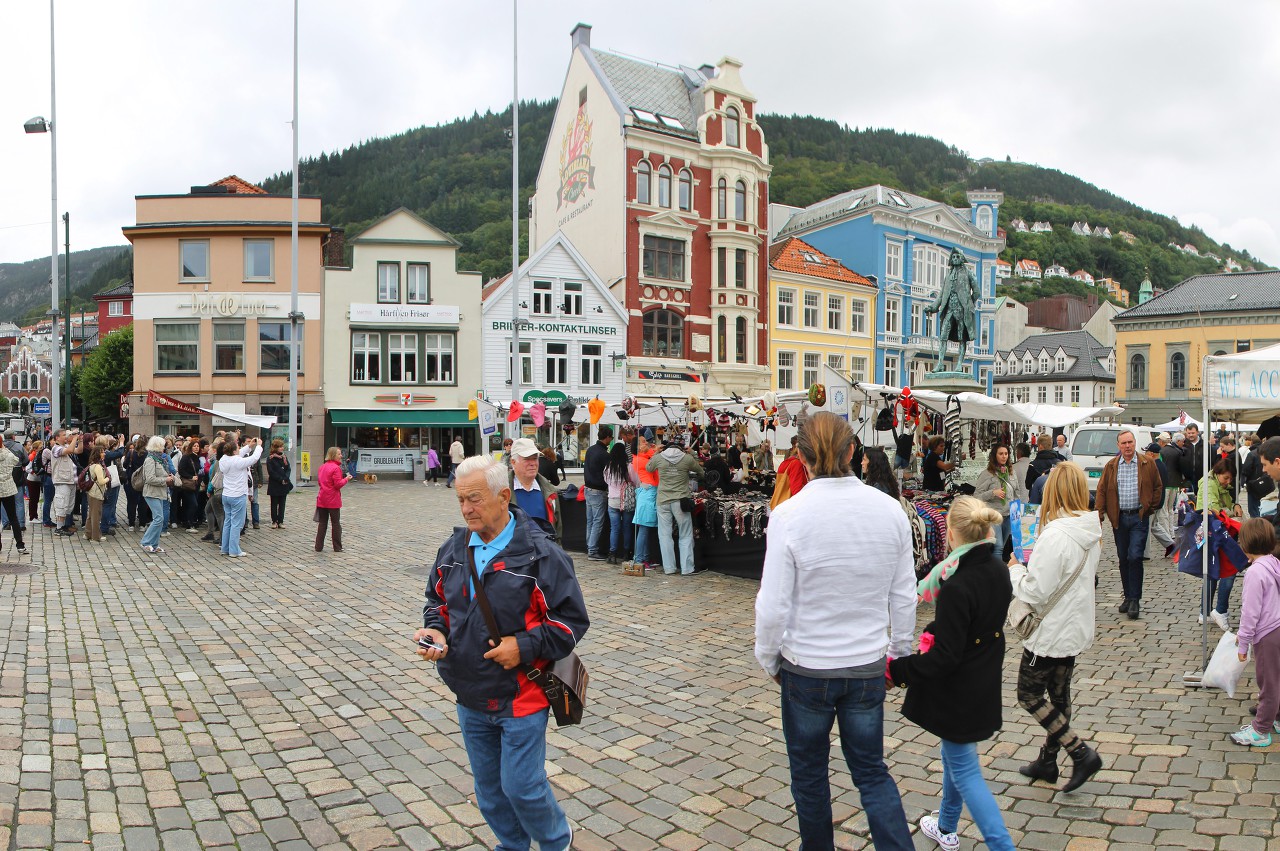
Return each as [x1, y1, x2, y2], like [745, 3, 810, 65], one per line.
[415, 455, 588, 851]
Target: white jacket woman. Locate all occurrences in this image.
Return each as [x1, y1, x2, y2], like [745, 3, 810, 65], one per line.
[1009, 509, 1101, 658]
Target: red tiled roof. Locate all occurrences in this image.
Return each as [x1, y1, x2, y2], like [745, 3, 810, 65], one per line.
[212, 175, 267, 195]
[768, 238, 874, 287]
[996, 258, 1012, 267]
[482, 272, 511, 301]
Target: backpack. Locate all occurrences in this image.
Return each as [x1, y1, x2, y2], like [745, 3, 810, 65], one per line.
[76, 464, 94, 493]
[130, 462, 146, 491]
[30, 451, 45, 479]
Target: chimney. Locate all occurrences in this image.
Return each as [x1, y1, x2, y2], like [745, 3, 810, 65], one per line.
[699, 63, 716, 79]
[323, 227, 346, 268]
[570, 23, 591, 50]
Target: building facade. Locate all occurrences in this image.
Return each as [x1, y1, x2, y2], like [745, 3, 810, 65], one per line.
[122, 176, 329, 460]
[1115, 270, 1280, 424]
[528, 24, 771, 399]
[993, 330, 1116, 409]
[94, 281, 134, 338]
[774, 186, 1004, 391]
[322, 209, 483, 474]
[2, 346, 53, 417]
[767, 238, 877, 392]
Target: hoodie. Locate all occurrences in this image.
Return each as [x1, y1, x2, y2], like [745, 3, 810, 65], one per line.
[1237, 554, 1280, 652]
[646, 446, 705, 505]
[1009, 510, 1102, 658]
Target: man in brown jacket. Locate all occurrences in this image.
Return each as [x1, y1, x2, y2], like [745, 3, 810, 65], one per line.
[1095, 429, 1164, 620]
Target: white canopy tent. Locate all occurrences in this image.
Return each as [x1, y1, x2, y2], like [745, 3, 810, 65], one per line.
[197, 407, 277, 430]
[851, 382, 1124, 428]
[1152, 414, 1259, 433]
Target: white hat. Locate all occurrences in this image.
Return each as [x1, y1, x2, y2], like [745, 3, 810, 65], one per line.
[510, 437, 539, 458]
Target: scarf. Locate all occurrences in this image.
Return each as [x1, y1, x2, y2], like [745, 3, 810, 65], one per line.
[916, 539, 989, 603]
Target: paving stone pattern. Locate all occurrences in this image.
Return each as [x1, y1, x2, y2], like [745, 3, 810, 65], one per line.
[0, 481, 1274, 849]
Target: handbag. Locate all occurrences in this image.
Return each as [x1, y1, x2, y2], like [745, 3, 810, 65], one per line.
[180, 476, 199, 492]
[1007, 550, 1088, 641]
[467, 549, 588, 726]
[679, 496, 695, 513]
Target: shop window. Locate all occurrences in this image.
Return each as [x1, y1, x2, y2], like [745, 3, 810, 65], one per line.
[423, 334, 454, 383]
[378, 262, 400, 303]
[259, 321, 302, 373]
[155, 322, 199, 372]
[642, 309, 683, 358]
[389, 333, 418, 383]
[352, 332, 381, 383]
[407, 263, 430, 304]
[214, 322, 245, 373]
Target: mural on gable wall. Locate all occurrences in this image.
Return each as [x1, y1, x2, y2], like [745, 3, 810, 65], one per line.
[557, 104, 595, 210]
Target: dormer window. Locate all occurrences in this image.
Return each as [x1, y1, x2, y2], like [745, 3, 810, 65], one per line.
[1055, 354, 1066, 371]
[1023, 354, 1034, 373]
[1039, 354, 1050, 372]
[725, 106, 740, 148]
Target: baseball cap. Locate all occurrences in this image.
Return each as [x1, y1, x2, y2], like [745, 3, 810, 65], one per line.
[1156, 432, 1170, 441]
[641, 427, 655, 442]
[2, 429, 13, 438]
[1142, 442, 1161, 453]
[510, 438, 539, 458]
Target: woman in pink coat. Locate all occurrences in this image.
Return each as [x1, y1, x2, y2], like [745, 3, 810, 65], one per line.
[315, 446, 352, 552]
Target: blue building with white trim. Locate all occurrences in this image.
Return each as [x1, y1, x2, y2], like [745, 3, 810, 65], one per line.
[774, 186, 1004, 393]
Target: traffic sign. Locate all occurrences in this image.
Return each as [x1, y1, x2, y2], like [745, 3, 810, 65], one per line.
[33, 403, 50, 416]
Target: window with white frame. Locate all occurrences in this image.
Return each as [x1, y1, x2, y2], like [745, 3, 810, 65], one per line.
[885, 299, 900, 336]
[108, 301, 124, 317]
[735, 317, 748, 364]
[388, 333, 417, 383]
[1071, 384, 1081, 403]
[725, 105, 741, 148]
[213, 322, 245, 373]
[1039, 354, 1050, 372]
[508, 341, 532, 385]
[827, 353, 844, 372]
[850, 299, 867, 334]
[1023, 353, 1034, 373]
[734, 180, 747, 221]
[803, 292, 820, 328]
[642, 235, 685, 281]
[407, 263, 430, 304]
[827, 295, 843, 332]
[377, 262, 400, 303]
[851, 356, 868, 381]
[777, 289, 796, 326]
[636, 161, 651, 204]
[259, 322, 302, 373]
[777, 351, 795, 390]
[678, 169, 692, 211]
[243, 239, 274, 282]
[1055, 353, 1066, 371]
[910, 303, 923, 337]
[562, 281, 583, 316]
[735, 248, 747, 288]
[995, 360, 1004, 375]
[886, 241, 903, 280]
[975, 206, 992, 233]
[1054, 385, 1064, 403]
[910, 359, 927, 386]
[1037, 386, 1048, 403]
[423, 333, 454, 383]
[580, 343, 603, 386]
[155, 322, 199, 372]
[657, 165, 672, 208]
[803, 353, 820, 388]
[884, 355, 899, 386]
[351, 332, 381, 382]
[545, 343, 568, 384]
[532, 280, 553, 315]
[717, 178, 727, 219]
[179, 240, 209, 281]
[1169, 351, 1187, 390]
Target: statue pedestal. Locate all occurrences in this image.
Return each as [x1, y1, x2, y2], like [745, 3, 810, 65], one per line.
[916, 371, 985, 395]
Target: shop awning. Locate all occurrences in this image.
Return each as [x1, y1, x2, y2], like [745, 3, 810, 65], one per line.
[197, 407, 277, 429]
[329, 409, 473, 428]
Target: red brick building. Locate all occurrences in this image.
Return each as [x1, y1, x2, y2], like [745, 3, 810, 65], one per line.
[93, 281, 134, 338]
[529, 24, 771, 398]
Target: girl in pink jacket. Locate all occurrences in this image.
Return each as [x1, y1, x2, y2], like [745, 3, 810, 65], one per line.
[1233, 518, 1280, 747]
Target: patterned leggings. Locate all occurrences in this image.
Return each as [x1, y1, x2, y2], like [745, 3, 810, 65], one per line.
[1016, 649, 1085, 756]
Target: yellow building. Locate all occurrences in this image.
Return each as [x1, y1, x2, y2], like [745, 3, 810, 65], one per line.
[768, 238, 877, 392]
[1115, 270, 1280, 424]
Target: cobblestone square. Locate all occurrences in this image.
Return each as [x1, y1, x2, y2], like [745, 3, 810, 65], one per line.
[0, 480, 1274, 849]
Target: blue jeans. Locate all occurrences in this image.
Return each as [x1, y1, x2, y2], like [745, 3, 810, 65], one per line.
[779, 670, 912, 851]
[250, 494, 260, 527]
[1114, 510, 1148, 601]
[993, 515, 1009, 552]
[634, 526, 652, 565]
[608, 506, 633, 556]
[101, 486, 120, 532]
[221, 495, 247, 556]
[456, 705, 570, 851]
[1204, 575, 1236, 616]
[656, 499, 695, 575]
[42, 477, 54, 525]
[141, 496, 167, 549]
[936, 740, 1015, 850]
[584, 488, 608, 556]
[1248, 493, 1262, 518]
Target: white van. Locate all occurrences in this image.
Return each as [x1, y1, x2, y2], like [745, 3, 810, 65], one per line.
[1070, 423, 1159, 493]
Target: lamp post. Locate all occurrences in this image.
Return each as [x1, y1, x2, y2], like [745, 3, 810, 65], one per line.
[508, 0, 521, 442]
[287, 0, 301, 482]
[24, 1, 60, 432]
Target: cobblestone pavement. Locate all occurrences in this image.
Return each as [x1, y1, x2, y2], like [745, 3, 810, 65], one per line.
[0, 481, 1275, 850]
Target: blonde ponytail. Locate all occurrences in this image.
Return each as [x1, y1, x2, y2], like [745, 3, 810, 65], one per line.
[948, 495, 1001, 545]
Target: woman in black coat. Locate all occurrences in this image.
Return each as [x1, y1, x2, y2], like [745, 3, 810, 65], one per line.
[888, 496, 1015, 851]
[266, 438, 291, 529]
[176, 441, 201, 529]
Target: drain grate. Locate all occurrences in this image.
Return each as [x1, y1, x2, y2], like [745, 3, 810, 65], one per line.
[0, 564, 37, 575]
[401, 565, 430, 578]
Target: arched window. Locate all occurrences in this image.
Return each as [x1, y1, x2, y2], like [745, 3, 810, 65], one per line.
[734, 180, 747, 221]
[735, 317, 748, 364]
[725, 105, 740, 148]
[19, 372, 27, 391]
[18, 398, 28, 415]
[678, 169, 692, 211]
[716, 315, 727, 363]
[717, 178, 727, 219]
[657, 164, 672, 208]
[976, 206, 992, 233]
[1129, 353, 1146, 390]
[7, 374, 14, 391]
[635, 161, 651, 204]
[1169, 351, 1187, 390]
[642, 309, 683, 358]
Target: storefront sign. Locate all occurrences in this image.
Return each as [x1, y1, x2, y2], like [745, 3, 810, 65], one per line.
[179, 292, 278, 316]
[490, 320, 618, 336]
[479, 405, 497, 436]
[145, 390, 202, 414]
[356, 449, 416, 473]
[522, 390, 568, 404]
[636, 370, 703, 383]
[350, 303, 459, 325]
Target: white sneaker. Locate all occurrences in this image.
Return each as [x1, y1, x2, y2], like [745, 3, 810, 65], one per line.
[1198, 613, 1204, 625]
[920, 813, 960, 851]
[1210, 610, 1230, 631]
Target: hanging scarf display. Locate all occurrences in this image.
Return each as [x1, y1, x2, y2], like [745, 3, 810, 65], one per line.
[943, 396, 963, 490]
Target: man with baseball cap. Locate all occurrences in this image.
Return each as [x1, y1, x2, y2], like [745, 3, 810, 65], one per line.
[507, 438, 561, 542]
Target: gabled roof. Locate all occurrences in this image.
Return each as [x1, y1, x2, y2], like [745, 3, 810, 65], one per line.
[1016, 259, 1041, 270]
[996, 258, 1012, 267]
[768, 238, 876, 287]
[351, 207, 461, 246]
[481, 231, 628, 324]
[994, 330, 1114, 382]
[1116, 270, 1280, 320]
[93, 281, 134, 300]
[212, 175, 267, 195]
[588, 49, 704, 140]
[776, 184, 991, 240]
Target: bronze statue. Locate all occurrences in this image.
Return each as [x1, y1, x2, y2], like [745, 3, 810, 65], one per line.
[924, 247, 980, 371]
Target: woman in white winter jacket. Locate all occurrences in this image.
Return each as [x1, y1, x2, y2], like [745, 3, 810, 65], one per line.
[1007, 461, 1104, 794]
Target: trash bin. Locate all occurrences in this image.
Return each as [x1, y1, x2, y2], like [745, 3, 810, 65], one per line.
[413, 456, 426, 481]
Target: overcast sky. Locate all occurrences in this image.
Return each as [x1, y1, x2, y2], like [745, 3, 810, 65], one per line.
[2, 0, 1276, 267]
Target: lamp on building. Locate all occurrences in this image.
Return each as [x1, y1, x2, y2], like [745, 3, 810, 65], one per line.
[593, 305, 604, 313]
[519, 301, 528, 309]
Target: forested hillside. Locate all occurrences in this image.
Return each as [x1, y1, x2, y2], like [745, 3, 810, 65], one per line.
[0, 246, 132, 326]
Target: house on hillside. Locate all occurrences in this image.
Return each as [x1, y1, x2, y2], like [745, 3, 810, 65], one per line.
[1182, 243, 1200, 256]
[1225, 258, 1242, 272]
[1097, 277, 1130, 307]
[1071, 222, 1092, 236]
[1116, 231, 1137, 244]
[995, 258, 1012, 279]
[1010, 218, 1029, 233]
[1044, 263, 1069, 278]
[1031, 221, 1053, 233]
[1015, 259, 1042, 279]
[1092, 226, 1111, 239]
[1070, 269, 1095, 285]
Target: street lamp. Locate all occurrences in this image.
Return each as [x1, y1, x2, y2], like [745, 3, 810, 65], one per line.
[25, 108, 61, 433]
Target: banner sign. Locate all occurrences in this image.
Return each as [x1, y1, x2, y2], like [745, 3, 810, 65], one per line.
[356, 449, 416, 473]
[350, 303, 459, 325]
[145, 390, 201, 415]
[636, 370, 702, 383]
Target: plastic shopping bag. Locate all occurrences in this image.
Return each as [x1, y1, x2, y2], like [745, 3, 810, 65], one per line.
[1201, 631, 1249, 698]
[1010, 500, 1039, 563]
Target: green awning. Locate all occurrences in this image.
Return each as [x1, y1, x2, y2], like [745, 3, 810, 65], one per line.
[329, 409, 473, 427]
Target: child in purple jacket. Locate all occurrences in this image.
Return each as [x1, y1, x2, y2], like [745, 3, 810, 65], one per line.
[1233, 518, 1280, 747]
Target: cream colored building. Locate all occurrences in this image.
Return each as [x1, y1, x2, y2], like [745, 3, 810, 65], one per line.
[123, 176, 330, 461]
[322, 209, 483, 474]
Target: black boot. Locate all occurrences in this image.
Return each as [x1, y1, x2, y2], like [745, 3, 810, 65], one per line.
[1018, 746, 1059, 783]
[1062, 745, 1102, 793]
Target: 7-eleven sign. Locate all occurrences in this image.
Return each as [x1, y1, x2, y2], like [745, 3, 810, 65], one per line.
[399, 392, 413, 406]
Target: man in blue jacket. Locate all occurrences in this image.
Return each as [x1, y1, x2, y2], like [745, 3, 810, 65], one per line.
[415, 455, 588, 851]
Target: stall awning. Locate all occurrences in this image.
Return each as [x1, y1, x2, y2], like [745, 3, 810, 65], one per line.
[329, 409, 472, 428]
